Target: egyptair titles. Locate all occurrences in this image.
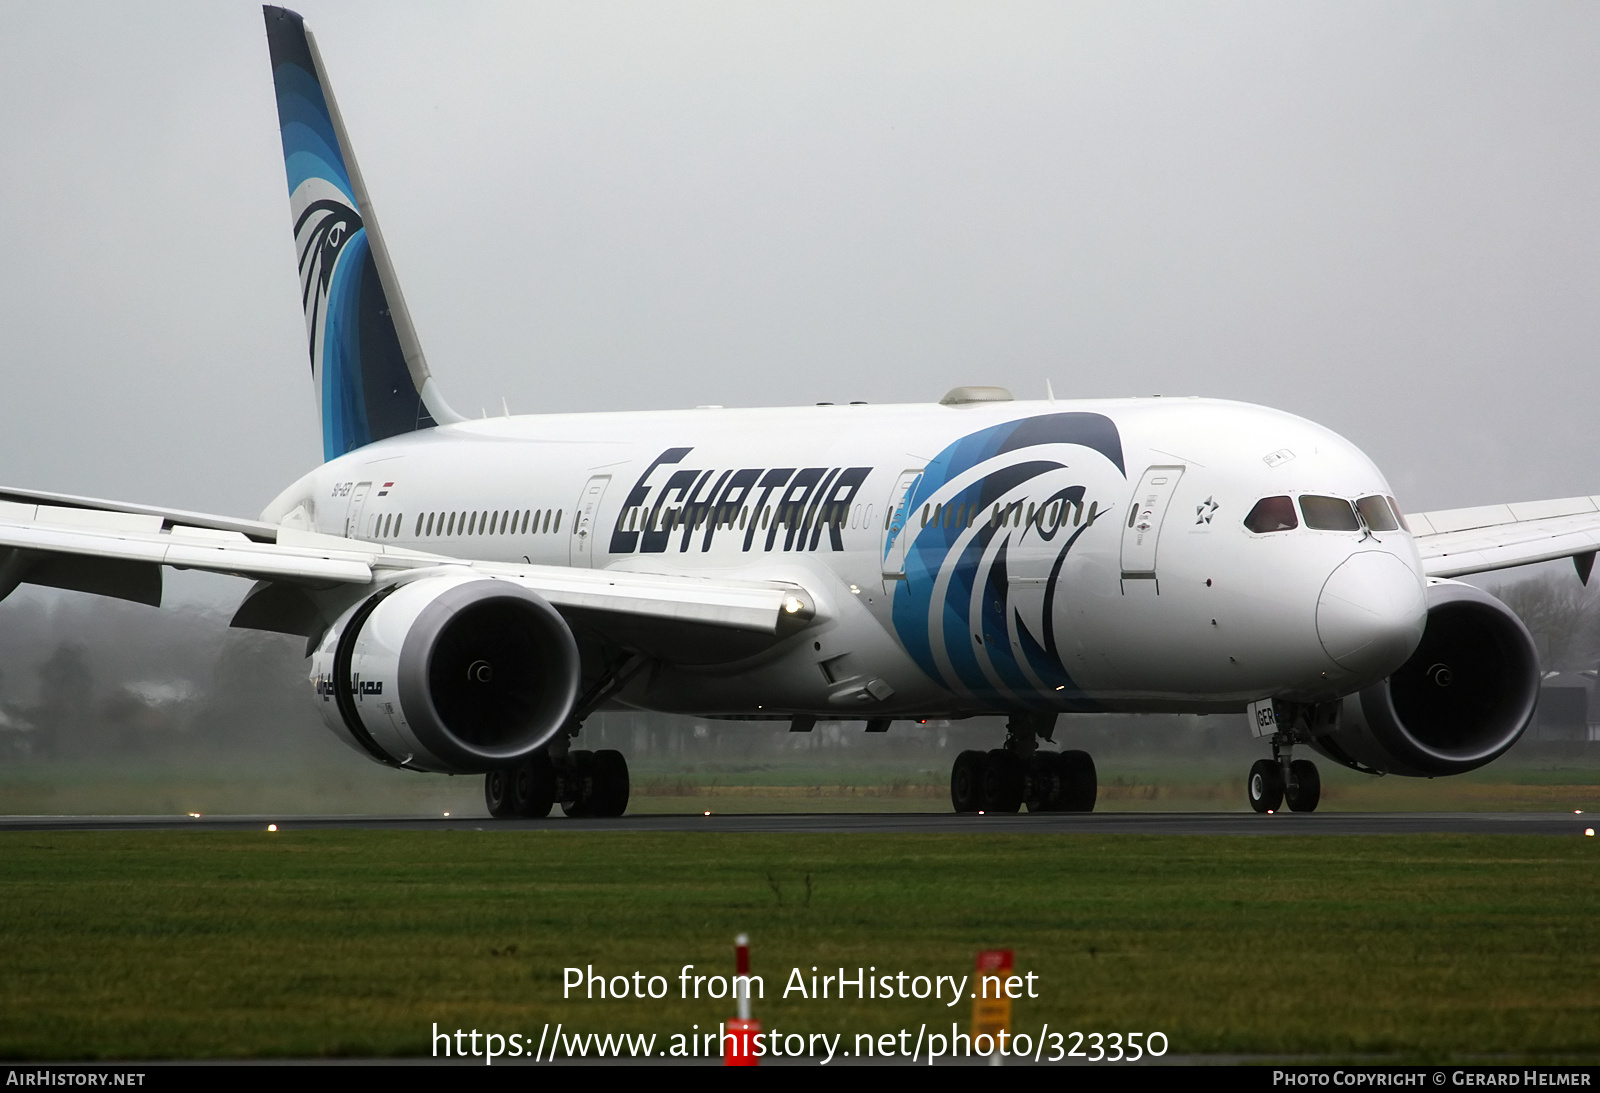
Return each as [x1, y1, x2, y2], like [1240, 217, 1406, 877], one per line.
[608, 448, 874, 555]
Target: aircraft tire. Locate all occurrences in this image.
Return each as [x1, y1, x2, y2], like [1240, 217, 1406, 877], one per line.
[485, 768, 516, 819]
[1286, 759, 1321, 813]
[561, 750, 597, 817]
[1025, 752, 1062, 812]
[1058, 749, 1097, 812]
[980, 748, 1025, 813]
[1248, 759, 1284, 813]
[951, 750, 987, 812]
[588, 750, 630, 818]
[511, 752, 556, 818]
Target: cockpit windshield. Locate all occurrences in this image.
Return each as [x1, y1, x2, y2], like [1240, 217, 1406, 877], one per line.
[1245, 492, 1410, 536]
[1299, 495, 1360, 531]
[1356, 495, 1400, 532]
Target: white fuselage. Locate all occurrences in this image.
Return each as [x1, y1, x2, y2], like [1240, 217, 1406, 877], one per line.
[264, 396, 1429, 719]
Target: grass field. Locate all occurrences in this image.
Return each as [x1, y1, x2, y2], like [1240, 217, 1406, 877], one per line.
[0, 831, 1594, 1061]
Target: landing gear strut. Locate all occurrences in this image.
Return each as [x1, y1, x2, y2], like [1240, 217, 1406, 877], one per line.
[951, 713, 1096, 814]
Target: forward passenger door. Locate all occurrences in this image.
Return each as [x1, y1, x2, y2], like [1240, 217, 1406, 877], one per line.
[1120, 465, 1184, 593]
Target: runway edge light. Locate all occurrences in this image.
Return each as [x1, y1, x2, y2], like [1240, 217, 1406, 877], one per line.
[724, 933, 759, 1066]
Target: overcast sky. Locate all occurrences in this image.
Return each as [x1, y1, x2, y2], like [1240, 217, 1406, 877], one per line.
[2, 0, 1597, 542]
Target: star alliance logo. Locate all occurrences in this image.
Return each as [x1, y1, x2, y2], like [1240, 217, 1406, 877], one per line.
[1196, 496, 1218, 524]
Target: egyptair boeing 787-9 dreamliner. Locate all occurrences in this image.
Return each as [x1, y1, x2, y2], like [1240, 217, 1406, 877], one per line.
[2, 7, 1594, 818]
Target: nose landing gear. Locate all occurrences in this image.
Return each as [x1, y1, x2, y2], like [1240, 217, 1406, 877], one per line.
[1247, 759, 1283, 812]
[1285, 759, 1321, 812]
[1247, 702, 1329, 813]
[1247, 750, 1322, 813]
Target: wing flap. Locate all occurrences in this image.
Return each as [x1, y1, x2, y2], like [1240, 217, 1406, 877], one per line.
[476, 562, 805, 634]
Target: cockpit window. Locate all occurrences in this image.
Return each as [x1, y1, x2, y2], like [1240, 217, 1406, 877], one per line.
[1387, 496, 1411, 533]
[1244, 495, 1298, 533]
[1300, 495, 1360, 531]
[1356, 495, 1400, 532]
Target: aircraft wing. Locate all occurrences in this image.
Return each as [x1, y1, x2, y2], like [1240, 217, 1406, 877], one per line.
[0, 485, 282, 542]
[1410, 495, 1600, 580]
[0, 498, 808, 635]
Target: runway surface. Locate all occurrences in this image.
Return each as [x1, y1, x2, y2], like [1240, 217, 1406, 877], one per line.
[0, 811, 1590, 834]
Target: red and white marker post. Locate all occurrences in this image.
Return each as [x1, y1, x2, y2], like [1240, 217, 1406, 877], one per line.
[972, 949, 1014, 1065]
[724, 933, 760, 1066]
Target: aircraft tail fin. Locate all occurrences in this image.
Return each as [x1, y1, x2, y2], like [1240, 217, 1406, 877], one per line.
[263, 6, 462, 462]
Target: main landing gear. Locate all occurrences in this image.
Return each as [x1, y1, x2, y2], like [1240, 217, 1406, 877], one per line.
[485, 747, 631, 819]
[484, 653, 647, 821]
[951, 712, 1096, 813]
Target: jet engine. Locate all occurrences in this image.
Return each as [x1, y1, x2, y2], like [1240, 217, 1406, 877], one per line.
[1311, 580, 1539, 777]
[309, 574, 581, 774]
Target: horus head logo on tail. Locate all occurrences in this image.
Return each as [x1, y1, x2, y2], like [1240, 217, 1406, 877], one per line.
[295, 198, 364, 369]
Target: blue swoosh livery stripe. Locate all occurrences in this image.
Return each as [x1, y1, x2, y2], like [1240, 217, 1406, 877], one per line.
[889, 412, 1126, 707]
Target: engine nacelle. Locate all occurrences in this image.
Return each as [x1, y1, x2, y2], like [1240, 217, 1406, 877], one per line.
[310, 574, 581, 774]
[1311, 580, 1539, 777]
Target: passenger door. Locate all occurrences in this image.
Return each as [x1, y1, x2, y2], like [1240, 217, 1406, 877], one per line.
[342, 481, 371, 539]
[1120, 465, 1184, 591]
[570, 475, 611, 567]
[880, 469, 924, 593]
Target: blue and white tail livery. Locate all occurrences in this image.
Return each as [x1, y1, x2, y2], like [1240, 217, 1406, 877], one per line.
[264, 6, 459, 461]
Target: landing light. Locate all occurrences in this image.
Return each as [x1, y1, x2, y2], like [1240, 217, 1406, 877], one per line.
[783, 596, 805, 614]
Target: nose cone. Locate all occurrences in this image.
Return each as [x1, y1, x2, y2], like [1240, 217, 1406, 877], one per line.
[1317, 551, 1427, 680]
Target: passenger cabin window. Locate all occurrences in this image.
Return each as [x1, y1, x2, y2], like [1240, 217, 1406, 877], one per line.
[1356, 495, 1400, 532]
[1244, 495, 1298, 533]
[1299, 495, 1359, 531]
